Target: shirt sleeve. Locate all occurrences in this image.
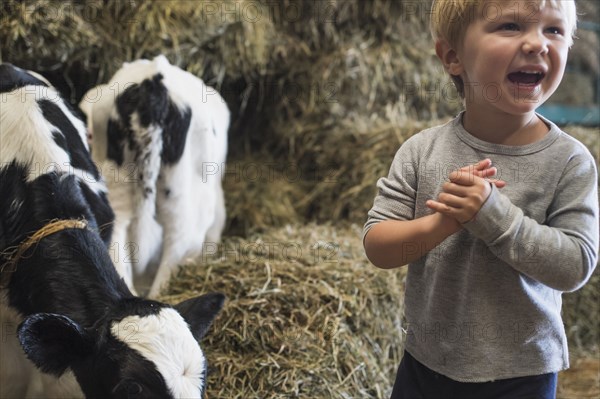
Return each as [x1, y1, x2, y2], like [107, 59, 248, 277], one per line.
[362, 139, 419, 240]
[463, 152, 599, 292]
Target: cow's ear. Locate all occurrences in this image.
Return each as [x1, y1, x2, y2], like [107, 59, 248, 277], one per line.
[174, 293, 225, 341]
[18, 313, 94, 376]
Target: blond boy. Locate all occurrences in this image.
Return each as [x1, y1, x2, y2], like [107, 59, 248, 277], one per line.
[363, 1, 599, 398]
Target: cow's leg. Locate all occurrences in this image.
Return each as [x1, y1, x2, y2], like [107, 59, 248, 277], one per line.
[108, 217, 137, 296]
[205, 181, 226, 244]
[148, 173, 215, 298]
[147, 215, 210, 299]
[104, 176, 137, 294]
[147, 238, 200, 299]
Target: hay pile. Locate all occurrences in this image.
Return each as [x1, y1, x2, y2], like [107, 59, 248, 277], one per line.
[161, 224, 405, 398]
[557, 356, 600, 399]
[0, 0, 274, 101]
[1, 0, 457, 228]
[562, 126, 600, 355]
[160, 222, 600, 398]
[2, 0, 596, 229]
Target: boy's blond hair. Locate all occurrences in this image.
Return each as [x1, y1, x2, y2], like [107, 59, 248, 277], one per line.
[430, 0, 577, 97]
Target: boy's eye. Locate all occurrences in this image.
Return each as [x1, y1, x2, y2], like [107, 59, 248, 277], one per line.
[499, 23, 520, 31]
[545, 26, 563, 35]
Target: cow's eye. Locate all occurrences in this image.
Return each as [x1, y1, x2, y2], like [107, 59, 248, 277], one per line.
[127, 382, 143, 395]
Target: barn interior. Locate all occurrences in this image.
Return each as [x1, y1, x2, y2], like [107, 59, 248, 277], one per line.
[1, 0, 598, 397]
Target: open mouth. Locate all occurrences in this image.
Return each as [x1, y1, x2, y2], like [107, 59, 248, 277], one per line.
[507, 71, 545, 85]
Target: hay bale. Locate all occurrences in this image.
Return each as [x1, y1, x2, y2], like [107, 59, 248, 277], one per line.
[574, 0, 600, 75]
[222, 153, 308, 234]
[223, 116, 448, 230]
[2, 0, 596, 228]
[160, 224, 405, 398]
[557, 356, 600, 399]
[563, 267, 600, 354]
[160, 223, 600, 397]
[562, 126, 599, 354]
[0, 0, 276, 102]
[568, 126, 600, 162]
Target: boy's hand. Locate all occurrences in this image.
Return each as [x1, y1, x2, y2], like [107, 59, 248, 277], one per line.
[426, 159, 506, 223]
[455, 159, 506, 188]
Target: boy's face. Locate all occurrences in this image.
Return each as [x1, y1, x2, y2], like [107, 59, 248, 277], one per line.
[453, 0, 570, 116]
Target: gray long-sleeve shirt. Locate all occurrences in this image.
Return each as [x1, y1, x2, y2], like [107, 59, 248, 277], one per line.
[363, 112, 599, 382]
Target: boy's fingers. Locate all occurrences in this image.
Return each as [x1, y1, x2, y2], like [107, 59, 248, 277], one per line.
[437, 192, 465, 208]
[450, 171, 508, 189]
[480, 167, 507, 188]
[450, 160, 508, 188]
[479, 166, 497, 178]
[490, 179, 507, 188]
[426, 199, 450, 213]
[452, 160, 493, 182]
[442, 182, 469, 197]
[476, 159, 492, 170]
[449, 170, 481, 185]
[458, 159, 492, 173]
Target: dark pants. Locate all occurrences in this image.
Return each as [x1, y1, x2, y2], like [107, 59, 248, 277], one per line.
[390, 351, 558, 399]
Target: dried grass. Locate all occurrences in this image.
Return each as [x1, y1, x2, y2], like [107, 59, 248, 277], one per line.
[160, 224, 405, 398]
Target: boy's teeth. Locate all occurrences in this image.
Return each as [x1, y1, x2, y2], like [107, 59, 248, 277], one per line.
[508, 71, 543, 84]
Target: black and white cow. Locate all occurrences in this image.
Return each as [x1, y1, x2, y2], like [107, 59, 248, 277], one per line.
[81, 55, 229, 298]
[0, 63, 224, 398]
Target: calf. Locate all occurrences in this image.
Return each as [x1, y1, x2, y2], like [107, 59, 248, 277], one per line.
[0, 63, 224, 398]
[81, 55, 229, 298]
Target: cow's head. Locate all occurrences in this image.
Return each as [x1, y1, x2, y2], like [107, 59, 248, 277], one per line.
[18, 293, 224, 398]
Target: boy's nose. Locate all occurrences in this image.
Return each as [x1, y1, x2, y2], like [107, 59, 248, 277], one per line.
[522, 32, 548, 55]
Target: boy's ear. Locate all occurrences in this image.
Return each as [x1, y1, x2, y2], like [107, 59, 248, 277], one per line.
[435, 39, 463, 76]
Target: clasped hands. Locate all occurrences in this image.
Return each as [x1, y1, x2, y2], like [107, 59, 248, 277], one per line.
[426, 159, 506, 224]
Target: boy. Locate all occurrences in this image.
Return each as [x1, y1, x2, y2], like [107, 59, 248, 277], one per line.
[363, 0, 599, 398]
